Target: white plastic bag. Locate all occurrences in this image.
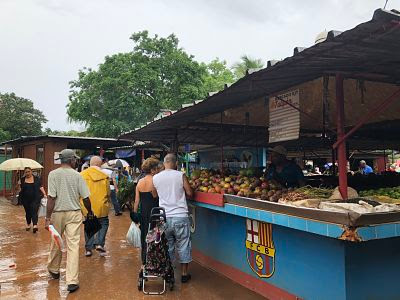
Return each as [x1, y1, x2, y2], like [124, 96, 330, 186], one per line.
[48, 225, 65, 252]
[38, 198, 47, 218]
[126, 222, 141, 248]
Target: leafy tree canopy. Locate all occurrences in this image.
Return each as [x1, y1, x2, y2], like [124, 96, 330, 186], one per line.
[201, 58, 235, 94]
[232, 55, 264, 79]
[0, 93, 47, 142]
[43, 128, 87, 137]
[67, 32, 262, 138]
[67, 31, 209, 137]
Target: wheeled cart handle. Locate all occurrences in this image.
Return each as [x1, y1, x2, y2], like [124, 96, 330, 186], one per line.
[150, 207, 166, 221]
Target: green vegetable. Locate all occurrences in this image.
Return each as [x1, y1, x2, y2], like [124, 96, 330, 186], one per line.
[294, 186, 333, 199]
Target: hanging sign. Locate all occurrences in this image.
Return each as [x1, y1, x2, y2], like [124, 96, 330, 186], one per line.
[269, 89, 300, 143]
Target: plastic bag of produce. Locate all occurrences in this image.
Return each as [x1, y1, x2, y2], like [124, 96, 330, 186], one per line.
[126, 222, 141, 248]
[329, 187, 358, 200]
[38, 198, 47, 218]
[48, 225, 65, 252]
[319, 201, 374, 213]
[290, 199, 323, 208]
[374, 204, 400, 213]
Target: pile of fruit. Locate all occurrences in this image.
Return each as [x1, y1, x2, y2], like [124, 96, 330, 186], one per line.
[189, 169, 290, 202]
[359, 187, 400, 199]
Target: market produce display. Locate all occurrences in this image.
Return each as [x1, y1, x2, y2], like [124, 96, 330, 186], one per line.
[279, 187, 333, 202]
[189, 169, 400, 213]
[359, 187, 400, 199]
[189, 169, 286, 202]
[189, 169, 333, 202]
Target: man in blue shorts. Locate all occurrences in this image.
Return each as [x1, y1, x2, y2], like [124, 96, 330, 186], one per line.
[153, 154, 193, 283]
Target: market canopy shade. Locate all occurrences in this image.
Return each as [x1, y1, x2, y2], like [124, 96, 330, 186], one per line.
[120, 9, 400, 147]
[0, 158, 43, 171]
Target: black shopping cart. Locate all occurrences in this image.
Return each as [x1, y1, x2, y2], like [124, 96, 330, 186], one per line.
[138, 207, 174, 295]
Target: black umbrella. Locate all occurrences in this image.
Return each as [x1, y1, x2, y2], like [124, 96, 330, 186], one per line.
[83, 215, 101, 239]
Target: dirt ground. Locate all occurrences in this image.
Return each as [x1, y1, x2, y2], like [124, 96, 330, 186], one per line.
[0, 197, 264, 299]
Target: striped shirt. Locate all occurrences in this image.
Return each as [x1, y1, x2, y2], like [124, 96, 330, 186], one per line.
[48, 167, 90, 211]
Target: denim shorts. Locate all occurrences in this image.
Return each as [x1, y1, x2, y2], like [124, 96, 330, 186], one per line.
[165, 216, 192, 264]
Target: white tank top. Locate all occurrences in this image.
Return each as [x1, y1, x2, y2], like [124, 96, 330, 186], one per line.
[153, 169, 188, 217]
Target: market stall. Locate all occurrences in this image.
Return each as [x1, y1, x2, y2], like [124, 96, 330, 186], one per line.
[121, 9, 400, 299]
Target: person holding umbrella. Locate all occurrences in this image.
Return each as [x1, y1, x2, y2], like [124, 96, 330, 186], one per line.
[45, 149, 91, 293]
[18, 167, 47, 233]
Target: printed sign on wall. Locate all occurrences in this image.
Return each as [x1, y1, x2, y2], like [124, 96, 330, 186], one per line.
[54, 152, 61, 165]
[269, 89, 300, 143]
[246, 219, 275, 278]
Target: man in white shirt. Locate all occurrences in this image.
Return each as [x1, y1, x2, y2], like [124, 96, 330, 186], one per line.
[45, 149, 91, 293]
[152, 154, 193, 283]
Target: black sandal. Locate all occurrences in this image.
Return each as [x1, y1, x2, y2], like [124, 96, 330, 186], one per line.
[181, 274, 192, 283]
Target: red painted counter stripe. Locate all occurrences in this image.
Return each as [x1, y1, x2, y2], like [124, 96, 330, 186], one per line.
[194, 192, 224, 207]
[193, 249, 300, 300]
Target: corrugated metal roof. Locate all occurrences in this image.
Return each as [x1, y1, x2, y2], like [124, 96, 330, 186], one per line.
[1, 135, 131, 148]
[120, 8, 400, 148]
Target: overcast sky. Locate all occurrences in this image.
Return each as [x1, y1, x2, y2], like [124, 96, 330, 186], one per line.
[0, 0, 395, 131]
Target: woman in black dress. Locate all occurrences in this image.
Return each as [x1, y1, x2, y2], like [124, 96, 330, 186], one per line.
[131, 157, 160, 267]
[18, 167, 47, 233]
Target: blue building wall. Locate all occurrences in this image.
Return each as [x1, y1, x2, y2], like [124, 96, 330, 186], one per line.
[344, 238, 400, 300]
[192, 204, 400, 299]
[192, 206, 346, 299]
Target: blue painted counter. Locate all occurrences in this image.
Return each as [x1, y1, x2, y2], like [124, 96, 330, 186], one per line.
[189, 201, 400, 300]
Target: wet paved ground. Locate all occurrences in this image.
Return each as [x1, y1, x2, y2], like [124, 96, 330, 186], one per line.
[0, 198, 264, 299]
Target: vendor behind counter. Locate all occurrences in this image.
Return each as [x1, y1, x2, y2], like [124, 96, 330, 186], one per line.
[265, 145, 305, 188]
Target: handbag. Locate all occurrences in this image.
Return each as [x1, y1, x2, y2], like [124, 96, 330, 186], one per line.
[38, 198, 47, 218]
[126, 222, 141, 248]
[83, 214, 101, 239]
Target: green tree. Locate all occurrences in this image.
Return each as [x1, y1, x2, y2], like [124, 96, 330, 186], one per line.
[0, 93, 47, 142]
[43, 128, 87, 137]
[67, 31, 208, 137]
[202, 58, 235, 93]
[0, 128, 11, 142]
[232, 55, 264, 79]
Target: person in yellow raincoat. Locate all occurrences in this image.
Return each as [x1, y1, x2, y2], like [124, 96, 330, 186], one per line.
[80, 156, 111, 257]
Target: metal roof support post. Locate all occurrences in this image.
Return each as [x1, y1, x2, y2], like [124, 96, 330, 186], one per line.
[173, 129, 179, 156]
[220, 112, 224, 175]
[335, 74, 348, 199]
[3, 144, 7, 197]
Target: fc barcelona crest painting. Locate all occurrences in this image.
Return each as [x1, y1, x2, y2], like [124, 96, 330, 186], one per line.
[245, 219, 275, 278]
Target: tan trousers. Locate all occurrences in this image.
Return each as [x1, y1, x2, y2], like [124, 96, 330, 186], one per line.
[47, 210, 82, 285]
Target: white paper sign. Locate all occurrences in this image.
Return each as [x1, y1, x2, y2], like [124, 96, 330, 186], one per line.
[54, 152, 61, 165]
[269, 90, 300, 143]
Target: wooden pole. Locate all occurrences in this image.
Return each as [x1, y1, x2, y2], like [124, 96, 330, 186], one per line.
[3, 144, 7, 197]
[335, 74, 348, 199]
[220, 112, 224, 175]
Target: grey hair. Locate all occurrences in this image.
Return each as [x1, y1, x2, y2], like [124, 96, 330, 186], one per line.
[164, 153, 177, 164]
[90, 156, 103, 167]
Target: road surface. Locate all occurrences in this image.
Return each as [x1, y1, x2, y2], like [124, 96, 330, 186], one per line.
[0, 197, 264, 299]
